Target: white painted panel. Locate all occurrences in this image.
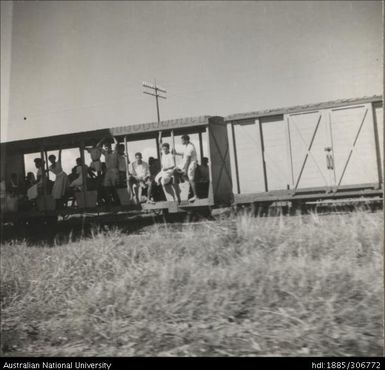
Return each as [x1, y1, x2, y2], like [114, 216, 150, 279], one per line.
[260, 116, 290, 191]
[233, 122, 265, 193]
[288, 111, 331, 189]
[374, 104, 383, 177]
[331, 105, 378, 186]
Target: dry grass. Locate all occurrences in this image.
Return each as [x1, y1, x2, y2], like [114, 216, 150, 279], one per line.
[1, 210, 383, 356]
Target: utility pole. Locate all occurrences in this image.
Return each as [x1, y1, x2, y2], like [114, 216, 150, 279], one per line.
[142, 80, 167, 124]
[143, 80, 167, 159]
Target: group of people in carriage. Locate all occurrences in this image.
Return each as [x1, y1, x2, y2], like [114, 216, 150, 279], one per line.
[1, 134, 210, 211]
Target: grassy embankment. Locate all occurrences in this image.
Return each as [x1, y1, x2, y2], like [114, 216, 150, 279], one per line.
[1, 210, 383, 356]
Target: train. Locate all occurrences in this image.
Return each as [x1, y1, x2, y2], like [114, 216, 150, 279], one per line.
[0, 95, 383, 224]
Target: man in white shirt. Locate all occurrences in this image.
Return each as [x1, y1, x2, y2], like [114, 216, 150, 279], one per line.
[155, 143, 176, 186]
[174, 134, 198, 202]
[129, 152, 151, 203]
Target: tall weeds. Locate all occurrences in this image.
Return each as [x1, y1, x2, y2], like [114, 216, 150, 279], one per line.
[1, 210, 383, 356]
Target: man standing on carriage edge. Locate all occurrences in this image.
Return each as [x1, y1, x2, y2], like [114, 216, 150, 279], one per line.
[100, 137, 120, 205]
[173, 135, 198, 202]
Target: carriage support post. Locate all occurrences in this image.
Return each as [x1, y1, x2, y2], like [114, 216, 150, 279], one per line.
[79, 142, 87, 209]
[369, 102, 383, 188]
[40, 148, 48, 211]
[123, 136, 133, 199]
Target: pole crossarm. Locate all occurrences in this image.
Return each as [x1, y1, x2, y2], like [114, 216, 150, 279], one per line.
[142, 80, 167, 124]
[142, 81, 167, 93]
[143, 91, 166, 99]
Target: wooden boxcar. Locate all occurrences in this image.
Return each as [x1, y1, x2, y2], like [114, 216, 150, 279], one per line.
[226, 95, 383, 206]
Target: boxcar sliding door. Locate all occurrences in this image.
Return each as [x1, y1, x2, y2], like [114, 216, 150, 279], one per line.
[286, 103, 380, 191]
[329, 103, 378, 188]
[287, 110, 332, 191]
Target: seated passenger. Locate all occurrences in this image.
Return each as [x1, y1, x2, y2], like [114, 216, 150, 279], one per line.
[128, 152, 151, 203]
[147, 157, 163, 203]
[69, 157, 89, 191]
[195, 157, 210, 198]
[68, 166, 78, 184]
[196, 157, 209, 182]
[25, 172, 36, 188]
[155, 143, 176, 186]
[149, 157, 161, 177]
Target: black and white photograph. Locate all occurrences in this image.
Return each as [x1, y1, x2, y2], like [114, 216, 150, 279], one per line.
[0, 0, 383, 361]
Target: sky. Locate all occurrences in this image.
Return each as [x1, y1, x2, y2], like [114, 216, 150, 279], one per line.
[1, 0, 383, 144]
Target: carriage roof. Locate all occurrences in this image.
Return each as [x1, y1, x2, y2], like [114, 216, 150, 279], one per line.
[225, 95, 383, 122]
[1, 115, 219, 154]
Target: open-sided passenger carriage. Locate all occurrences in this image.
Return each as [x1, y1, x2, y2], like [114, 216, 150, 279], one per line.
[0, 115, 232, 224]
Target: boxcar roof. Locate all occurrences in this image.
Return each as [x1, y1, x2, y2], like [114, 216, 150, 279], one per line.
[1, 115, 216, 153]
[225, 95, 383, 122]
